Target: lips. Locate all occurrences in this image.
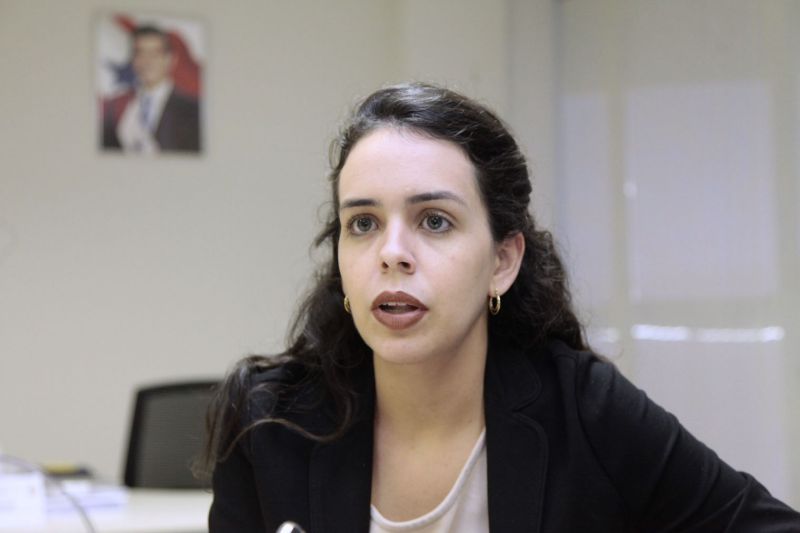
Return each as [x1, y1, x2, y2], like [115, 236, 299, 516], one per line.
[370, 291, 428, 330]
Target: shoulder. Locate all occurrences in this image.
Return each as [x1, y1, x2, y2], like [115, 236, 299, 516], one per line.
[523, 339, 642, 418]
[504, 341, 688, 509]
[230, 358, 317, 420]
[247, 358, 309, 389]
[529, 340, 680, 470]
[495, 338, 624, 411]
[165, 89, 199, 112]
[528, 340, 800, 529]
[102, 90, 135, 122]
[210, 357, 313, 444]
[545, 340, 646, 420]
[538, 337, 611, 378]
[210, 358, 317, 531]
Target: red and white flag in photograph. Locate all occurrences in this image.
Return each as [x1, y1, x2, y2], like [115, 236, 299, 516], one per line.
[96, 12, 204, 155]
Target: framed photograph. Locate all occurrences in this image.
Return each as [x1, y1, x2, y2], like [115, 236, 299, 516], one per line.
[96, 12, 205, 155]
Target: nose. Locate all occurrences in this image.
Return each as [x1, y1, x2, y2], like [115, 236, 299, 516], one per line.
[379, 222, 415, 274]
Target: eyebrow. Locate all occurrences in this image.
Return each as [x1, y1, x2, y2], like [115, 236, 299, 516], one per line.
[408, 191, 467, 206]
[339, 198, 379, 210]
[339, 191, 467, 211]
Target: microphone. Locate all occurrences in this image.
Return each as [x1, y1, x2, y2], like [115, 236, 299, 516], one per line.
[276, 521, 306, 533]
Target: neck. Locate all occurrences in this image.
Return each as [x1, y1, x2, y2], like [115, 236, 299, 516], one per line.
[372, 329, 487, 442]
[140, 79, 170, 93]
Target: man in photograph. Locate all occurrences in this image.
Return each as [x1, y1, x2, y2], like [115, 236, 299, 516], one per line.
[102, 25, 201, 154]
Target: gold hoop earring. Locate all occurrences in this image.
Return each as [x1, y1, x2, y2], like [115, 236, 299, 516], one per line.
[488, 289, 501, 316]
[343, 296, 351, 314]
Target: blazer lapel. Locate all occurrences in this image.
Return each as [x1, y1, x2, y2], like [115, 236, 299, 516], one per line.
[485, 342, 548, 532]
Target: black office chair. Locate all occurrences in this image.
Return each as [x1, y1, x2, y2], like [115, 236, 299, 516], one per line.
[123, 380, 219, 489]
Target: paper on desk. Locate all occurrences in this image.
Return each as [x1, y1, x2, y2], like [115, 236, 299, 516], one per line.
[0, 472, 46, 527]
[47, 482, 129, 514]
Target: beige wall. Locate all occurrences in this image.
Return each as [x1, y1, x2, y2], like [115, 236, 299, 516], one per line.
[0, 0, 552, 482]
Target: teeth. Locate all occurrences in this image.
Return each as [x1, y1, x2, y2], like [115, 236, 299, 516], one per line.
[380, 302, 417, 312]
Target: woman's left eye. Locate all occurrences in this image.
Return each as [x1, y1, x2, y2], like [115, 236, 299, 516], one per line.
[422, 213, 452, 232]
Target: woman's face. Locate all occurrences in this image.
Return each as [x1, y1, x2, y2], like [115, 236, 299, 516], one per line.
[337, 127, 502, 367]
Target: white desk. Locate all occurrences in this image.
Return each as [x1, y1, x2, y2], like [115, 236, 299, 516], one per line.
[2, 488, 212, 533]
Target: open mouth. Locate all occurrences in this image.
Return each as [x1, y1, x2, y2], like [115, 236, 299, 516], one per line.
[371, 291, 427, 330]
[378, 302, 419, 314]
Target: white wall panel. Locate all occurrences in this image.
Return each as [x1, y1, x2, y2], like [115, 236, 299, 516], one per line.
[624, 82, 778, 302]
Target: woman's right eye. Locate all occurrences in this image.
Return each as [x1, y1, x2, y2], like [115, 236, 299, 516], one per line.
[348, 215, 377, 235]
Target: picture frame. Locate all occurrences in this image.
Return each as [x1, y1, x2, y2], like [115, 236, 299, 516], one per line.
[96, 12, 205, 155]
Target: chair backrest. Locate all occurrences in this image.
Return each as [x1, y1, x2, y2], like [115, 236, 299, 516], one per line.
[123, 380, 219, 489]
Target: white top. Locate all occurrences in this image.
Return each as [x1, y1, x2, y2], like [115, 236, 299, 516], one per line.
[369, 430, 489, 533]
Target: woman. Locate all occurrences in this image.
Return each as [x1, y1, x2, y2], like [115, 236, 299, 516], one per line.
[205, 83, 800, 532]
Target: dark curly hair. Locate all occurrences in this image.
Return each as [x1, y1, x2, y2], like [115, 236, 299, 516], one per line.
[201, 82, 586, 472]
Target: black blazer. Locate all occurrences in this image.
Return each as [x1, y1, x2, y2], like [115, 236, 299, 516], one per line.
[102, 89, 200, 153]
[153, 90, 200, 152]
[209, 340, 800, 532]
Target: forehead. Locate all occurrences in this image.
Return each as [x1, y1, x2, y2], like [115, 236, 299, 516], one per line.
[134, 34, 168, 52]
[339, 127, 481, 204]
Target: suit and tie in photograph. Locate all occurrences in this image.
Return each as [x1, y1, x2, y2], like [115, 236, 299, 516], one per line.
[98, 14, 203, 155]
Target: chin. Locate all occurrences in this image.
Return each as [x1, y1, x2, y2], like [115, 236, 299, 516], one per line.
[365, 335, 438, 367]
[373, 350, 434, 367]
[376, 341, 473, 369]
